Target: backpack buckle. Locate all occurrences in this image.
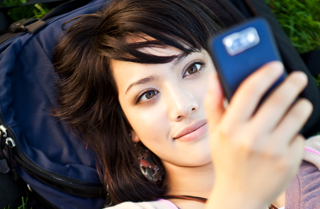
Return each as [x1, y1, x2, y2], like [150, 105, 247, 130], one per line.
[9, 18, 45, 33]
[9, 18, 38, 33]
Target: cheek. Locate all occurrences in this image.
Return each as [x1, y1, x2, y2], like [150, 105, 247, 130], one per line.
[196, 80, 209, 101]
[194, 68, 214, 104]
[124, 102, 170, 147]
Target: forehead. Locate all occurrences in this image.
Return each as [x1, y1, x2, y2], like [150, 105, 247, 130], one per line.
[126, 34, 183, 57]
[112, 34, 186, 95]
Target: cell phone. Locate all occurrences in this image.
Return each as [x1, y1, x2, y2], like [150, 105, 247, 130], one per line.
[208, 17, 286, 103]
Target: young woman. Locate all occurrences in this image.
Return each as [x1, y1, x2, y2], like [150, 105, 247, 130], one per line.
[52, 0, 320, 208]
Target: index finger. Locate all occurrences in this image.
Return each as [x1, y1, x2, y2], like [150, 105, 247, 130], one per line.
[223, 61, 284, 125]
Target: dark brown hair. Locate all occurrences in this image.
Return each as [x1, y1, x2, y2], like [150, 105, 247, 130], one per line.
[53, 0, 223, 205]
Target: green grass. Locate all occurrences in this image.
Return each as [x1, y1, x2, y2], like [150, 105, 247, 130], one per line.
[265, 0, 320, 54]
[265, 0, 320, 91]
[0, 0, 51, 22]
[4, 197, 31, 209]
[2, 0, 320, 55]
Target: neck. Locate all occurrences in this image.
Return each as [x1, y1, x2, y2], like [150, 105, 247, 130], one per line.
[162, 161, 214, 199]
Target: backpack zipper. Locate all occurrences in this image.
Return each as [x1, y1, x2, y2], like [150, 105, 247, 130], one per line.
[0, 0, 106, 199]
[0, 115, 105, 198]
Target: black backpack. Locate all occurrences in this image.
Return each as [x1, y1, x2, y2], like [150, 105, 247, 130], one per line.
[0, 0, 108, 208]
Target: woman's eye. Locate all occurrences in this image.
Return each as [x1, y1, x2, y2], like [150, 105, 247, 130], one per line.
[183, 62, 204, 77]
[136, 90, 159, 104]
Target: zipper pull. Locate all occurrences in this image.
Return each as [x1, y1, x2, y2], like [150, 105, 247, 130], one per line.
[0, 125, 10, 174]
[0, 125, 7, 138]
[0, 125, 19, 180]
[6, 137, 19, 180]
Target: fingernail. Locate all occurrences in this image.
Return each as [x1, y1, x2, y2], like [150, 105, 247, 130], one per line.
[270, 61, 284, 75]
[295, 72, 308, 83]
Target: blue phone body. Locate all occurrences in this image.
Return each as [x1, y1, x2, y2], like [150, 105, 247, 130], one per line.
[208, 17, 286, 102]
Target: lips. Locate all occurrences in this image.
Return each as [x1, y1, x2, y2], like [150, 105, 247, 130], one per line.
[173, 119, 207, 140]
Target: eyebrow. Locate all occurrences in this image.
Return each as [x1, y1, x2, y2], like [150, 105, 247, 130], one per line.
[125, 51, 191, 95]
[173, 51, 188, 66]
[125, 76, 158, 94]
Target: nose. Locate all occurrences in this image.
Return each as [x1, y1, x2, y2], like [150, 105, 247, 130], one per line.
[167, 86, 199, 121]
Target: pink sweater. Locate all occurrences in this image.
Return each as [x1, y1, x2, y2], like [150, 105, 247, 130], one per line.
[285, 135, 320, 209]
[107, 135, 320, 209]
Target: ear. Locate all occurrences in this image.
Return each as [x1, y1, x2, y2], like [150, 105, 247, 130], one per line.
[130, 131, 140, 143]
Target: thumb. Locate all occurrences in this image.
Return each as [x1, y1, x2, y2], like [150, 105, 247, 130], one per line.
[204, 73, 225, 131]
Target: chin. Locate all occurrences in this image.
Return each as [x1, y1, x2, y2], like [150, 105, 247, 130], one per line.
[180, 148, 212, 167]
[189, 155, 212, 166]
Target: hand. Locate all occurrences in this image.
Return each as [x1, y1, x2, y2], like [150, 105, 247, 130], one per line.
[204, 61, 313, 208]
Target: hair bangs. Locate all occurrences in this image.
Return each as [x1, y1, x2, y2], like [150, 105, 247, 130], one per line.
[96, 0, 222, 64]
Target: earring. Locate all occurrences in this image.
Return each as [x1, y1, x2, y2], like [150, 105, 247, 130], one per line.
[135, 142, 164, 183]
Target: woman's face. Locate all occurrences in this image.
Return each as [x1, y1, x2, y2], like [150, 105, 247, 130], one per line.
[111, 43, 216, 167]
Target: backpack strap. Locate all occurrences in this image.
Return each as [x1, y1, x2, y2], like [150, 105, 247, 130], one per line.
[200, 0, 320, 136]
[0, 0, 92, 45]
[242, 0, 320, 136]
[217, 0, 253, 20]
[41, 0, 92, 20]
[0, 0, 65, 10]
[199, 0, 244, 27]
[301, 50, 320, 76]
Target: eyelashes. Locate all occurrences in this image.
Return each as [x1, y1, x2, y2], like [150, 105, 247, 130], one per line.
[135, 90, 159, 104]
[135, 61, 205, 104]
[183, 62, 204, 77]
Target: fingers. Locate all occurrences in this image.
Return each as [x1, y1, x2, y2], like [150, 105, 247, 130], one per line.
[224, 61, 285, 125]
[285, 134, 305, 175]
[206, 60, 312, 151]
[271, 99, 313, 149]
[204, 74, 225, 131]
[250, 71, 309, 135]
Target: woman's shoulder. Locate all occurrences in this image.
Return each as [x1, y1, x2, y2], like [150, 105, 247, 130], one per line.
[105, 199, 178, 209]
[285, 134, 320, 209]
[285, 160, 320, 209]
